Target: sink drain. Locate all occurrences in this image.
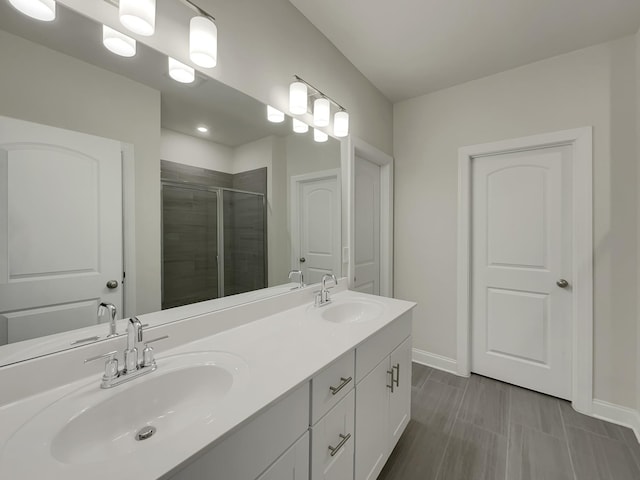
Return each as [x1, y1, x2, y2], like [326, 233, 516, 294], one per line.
[135, 425, 157, 441]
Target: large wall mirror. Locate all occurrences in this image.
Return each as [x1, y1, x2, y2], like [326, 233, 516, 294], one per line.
[0, 1, 343, 366]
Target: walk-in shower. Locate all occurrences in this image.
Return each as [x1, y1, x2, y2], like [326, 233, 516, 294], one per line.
[161, 181, 266, 309]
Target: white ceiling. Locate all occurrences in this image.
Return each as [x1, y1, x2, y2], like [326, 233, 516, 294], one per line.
[289, 0, 640, 102]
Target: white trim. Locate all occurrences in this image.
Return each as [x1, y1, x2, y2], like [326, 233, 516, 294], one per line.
[412, 348, 460, 376]
[345, 137, 394, 297]
[592, 400, 640, 444]
[289, 169, 342, 276]
[456, 127, 594, 413]
[121, 143, 136, 318]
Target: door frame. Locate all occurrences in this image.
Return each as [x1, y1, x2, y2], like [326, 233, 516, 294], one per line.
[456, 127, 593, 413]
[290, 169, 342, 277]
[344, 137, 394, 297]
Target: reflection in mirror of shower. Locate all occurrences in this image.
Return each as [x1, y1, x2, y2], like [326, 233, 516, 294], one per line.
[161, 182, 266, 309]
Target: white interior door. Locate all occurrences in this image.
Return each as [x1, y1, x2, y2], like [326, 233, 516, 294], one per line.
[353, 155, 380, 295]
[292, 170, 341, 285]
[471, 145, 572, 399]
[0, 116, 123, 345]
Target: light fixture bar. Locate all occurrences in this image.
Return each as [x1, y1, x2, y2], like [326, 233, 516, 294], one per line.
[293, 74, 346, 112]
[105, 0, 216, 22]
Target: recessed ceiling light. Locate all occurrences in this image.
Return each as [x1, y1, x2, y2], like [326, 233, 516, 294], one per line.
[197, 126, 208, 133]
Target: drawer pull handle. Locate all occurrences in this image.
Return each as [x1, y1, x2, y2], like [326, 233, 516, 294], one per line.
[393, 363, 400, 387]
[387, 370, 394, 393]
[329, 376, 352, 395]
[328, 433, 351, 457]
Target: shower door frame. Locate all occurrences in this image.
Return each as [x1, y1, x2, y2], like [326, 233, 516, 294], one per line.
[161, 180, 267, 305]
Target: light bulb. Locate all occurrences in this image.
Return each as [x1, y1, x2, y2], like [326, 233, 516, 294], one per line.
[313, 98, 330, 127]
[8, 0, 56, 21]
[190, 16, 217, 68]
[314, 129, 328, 143]
[102, 25, 136, 58]
[289, 81, 308, 115]
[168, 57, 195, 84]
[293, 119, 309, 134]
[119, 0, 155, 36]
[333, 111, 349, 137]
[267, 105, 285, 123]
[197, 126, 209, 133]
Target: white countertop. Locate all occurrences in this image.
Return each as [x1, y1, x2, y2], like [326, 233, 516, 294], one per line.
[0, 290, 415, 479]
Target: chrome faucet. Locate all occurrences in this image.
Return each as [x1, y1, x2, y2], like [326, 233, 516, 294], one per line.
[98, 302, 118, 338]
[315, 274, 338, 307]
[84, 317, 168, 389]
[288, 269, 305, 289]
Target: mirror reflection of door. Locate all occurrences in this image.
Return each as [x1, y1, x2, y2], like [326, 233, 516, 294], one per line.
[0, 116, 123, 346]
[291, 170, 341, 285]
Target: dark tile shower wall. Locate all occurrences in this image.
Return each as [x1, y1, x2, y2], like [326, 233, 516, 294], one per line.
[161, 160, 267, 308]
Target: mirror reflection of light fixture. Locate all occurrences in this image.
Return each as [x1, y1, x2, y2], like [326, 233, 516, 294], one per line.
[197, 125, 209, 133]
[267, 105, 285, 123]
[314, 128, 328, 143]
[8, 0, 56, 21]
[190, 16, 217, 68]
[313, 98, 330, 127]
[168, 57, 195, 83]
[289, 82, 307, 115]
[293, 118, 309, 134]
[333, 110, 349, 138]
[102, 25, 137, 58]
[119, 0, 156, 37]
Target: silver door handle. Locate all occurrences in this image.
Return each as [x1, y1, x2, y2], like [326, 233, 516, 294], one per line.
[393, 363, 400, 387]
[387, 369, 394, 393]
[299, 257, 306, 263]
[557, 279, 569, 288]
[106, 280, 119, 289]
[329, 376, 352, 395]
[328, 433, 351, 457]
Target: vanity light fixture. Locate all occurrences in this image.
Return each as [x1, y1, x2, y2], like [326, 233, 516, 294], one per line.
[333, 110, 349, 138]
[314, 128, 328, 143]
[267, 105, 285, 123]
[289, 81, 308, 115]
[189, 15, 217, 68]
[168, 57, 195, 83]
[292, 75, 349, 136]
[197, 125, 209, 133]
[119, 0, 156, 36]
[102, 25, 137, 57]
[313, 98, 330, 127]
[292, 118, 309, 134]
[8, 0, 56, 21]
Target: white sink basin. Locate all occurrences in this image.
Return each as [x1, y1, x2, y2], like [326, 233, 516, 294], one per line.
[0, 351, 249, 471]
[320, 299, 384, 324]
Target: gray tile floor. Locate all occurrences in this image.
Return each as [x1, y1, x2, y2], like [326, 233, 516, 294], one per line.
[378, 363, 640, 480]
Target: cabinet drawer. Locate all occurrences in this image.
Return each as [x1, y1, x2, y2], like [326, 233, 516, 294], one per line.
[167, 382, 310, 480]
[311, 390, 355, 480]
[311, 350, 355, 424]
[356, 311, 411, 383]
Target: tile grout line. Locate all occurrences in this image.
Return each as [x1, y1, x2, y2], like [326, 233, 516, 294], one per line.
[433, 374, 471, 479]
[504, 386, 512, 480]
[558, 402, 578, 480]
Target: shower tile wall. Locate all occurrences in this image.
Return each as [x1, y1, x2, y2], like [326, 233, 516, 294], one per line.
[161, 160, 267, 308]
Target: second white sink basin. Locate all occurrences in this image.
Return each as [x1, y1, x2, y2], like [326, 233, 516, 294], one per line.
[1, 351, 249, 472]
[320, 299, 384, 324]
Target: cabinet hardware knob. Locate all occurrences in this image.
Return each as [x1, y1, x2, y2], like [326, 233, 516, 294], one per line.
[328, 433, 351, 456]
[329, 376, 352, 395]
[393, 363, 400, 387]
[387, 370, 394, 393]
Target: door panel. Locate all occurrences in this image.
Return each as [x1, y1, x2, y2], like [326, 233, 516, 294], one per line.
[0, 116, 123, 344]
[353, 156, 380, 294]
[388, 337, 411, 447]
[471, 146, 572, 399]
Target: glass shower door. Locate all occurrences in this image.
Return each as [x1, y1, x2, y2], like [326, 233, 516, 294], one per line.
[161, 183, 220, 309]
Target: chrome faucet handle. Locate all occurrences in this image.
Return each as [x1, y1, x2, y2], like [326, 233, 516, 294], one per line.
[321, 273, 338, 290]
[142, 335, 169, 367]
[288, 269, 305, 288]
[98, 302, 118, 338]
[85, 351, 119, 383]
[124, 317, 144, 372]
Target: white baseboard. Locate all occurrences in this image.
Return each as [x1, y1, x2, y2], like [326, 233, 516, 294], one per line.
[412, 348, 460, 376]
[592, 400, 640, 444]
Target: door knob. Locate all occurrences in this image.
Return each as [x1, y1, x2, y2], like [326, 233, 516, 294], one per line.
[299, 257, 306, 263]
[556, 279, 569, 288]
[106, 280, 119, 289]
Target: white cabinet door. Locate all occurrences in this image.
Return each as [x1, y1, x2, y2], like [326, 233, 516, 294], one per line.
[311, 390, 355, 480]
[257, 432, 309, 480]
[355, 359, 390, 480]
[388, 337, 412, 448]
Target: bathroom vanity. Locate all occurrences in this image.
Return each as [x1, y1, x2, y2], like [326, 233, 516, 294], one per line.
[0, 286, 415, 480]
